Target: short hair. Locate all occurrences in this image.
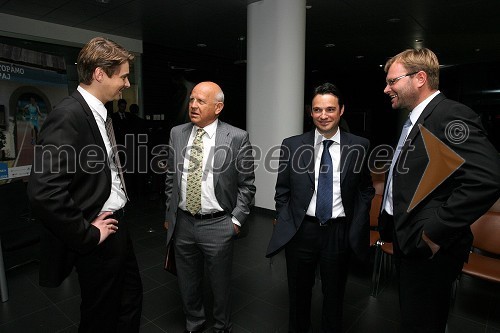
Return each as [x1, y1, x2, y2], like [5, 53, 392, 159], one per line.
[129, 103, 139, 114]
[118, 98, 127, 105]
[215, 91, 225, 103]
[77, 37, 134, 85]
[384, 48, 440, 90]
[312, 82, 344, 109]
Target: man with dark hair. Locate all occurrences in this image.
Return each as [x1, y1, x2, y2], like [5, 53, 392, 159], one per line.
[267, 83, 374, 332]
[28, 37, 142, 333]
[380, 48, 500, 332]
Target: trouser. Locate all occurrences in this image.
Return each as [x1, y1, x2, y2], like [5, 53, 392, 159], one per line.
[75, 209, 143, 333]
[393, 234, 464, 333]
[175, 210, 235, 332]
[285, 216, 351, 333]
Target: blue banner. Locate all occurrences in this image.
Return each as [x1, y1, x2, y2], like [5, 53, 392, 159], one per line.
[0, 61, 67, 86]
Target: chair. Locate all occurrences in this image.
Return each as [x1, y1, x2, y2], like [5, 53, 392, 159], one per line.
[369, 194, 382, 246]
[461, 211, 500, 283]
[0, 180, 40, 302]
[369, 193, 395, 297]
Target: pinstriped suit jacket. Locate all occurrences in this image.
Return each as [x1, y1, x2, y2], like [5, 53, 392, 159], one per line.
[164, 120, 256, 245]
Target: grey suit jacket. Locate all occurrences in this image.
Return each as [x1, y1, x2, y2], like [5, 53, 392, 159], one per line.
[164, 120, 256, 245]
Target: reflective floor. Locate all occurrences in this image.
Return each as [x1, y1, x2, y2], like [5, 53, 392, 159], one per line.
[1, 196, 499, 332]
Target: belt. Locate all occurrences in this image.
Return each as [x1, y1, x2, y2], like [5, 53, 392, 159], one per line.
[303, 215, 347, 226]
[112, 207, 125, 220]
[181, 209, 226, 220]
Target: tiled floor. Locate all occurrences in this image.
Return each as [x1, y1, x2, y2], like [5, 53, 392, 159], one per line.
[1, 196, 499, 333]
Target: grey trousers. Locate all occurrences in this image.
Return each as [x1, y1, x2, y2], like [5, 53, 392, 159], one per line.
[174, 210, 235, 332]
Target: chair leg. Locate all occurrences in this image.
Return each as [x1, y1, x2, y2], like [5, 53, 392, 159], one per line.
[0, 240, 9, 302]
[371, 242, 383, 297]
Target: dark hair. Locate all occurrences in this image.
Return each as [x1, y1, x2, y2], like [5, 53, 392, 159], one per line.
[129, 103, 139, 114]
[77, 37, 134, 85]
[312, 82, 344, 109]
[118, 98, 127, 105]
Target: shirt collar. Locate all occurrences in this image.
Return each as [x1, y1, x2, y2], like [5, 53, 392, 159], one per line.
[77, 86, 107, 121]
[194, 119, 218, 139]
[409, 90, 440, 125]
[314, 128, 341, 146]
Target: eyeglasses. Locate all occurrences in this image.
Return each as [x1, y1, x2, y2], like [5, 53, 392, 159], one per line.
[385, 71, 419, 86]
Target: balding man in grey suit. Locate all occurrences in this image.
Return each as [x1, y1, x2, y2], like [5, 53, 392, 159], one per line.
[164, 81, 256, 333]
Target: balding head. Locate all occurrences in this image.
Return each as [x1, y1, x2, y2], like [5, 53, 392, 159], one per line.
[189, 81, 225, 128]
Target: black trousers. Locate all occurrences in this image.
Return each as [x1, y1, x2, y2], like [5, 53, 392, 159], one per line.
[75, 210, 143, 333]
[285, 217, 351, 333]
[393, 233, 464, 333]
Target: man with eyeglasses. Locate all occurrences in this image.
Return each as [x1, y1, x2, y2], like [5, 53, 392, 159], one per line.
[379, 48, 500, 332]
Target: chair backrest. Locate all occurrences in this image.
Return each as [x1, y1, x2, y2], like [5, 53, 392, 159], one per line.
[470, 211, 500, 255]
[370, 194, 382, 227]
[373, 180, 385, 196]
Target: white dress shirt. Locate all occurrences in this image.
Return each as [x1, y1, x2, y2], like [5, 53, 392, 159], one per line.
[306, 129, 346, 218]
[179, 119, 241, 226]
[77, 86, 127, 212]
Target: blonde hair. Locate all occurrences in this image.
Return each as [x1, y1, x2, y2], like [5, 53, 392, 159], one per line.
[385, 48, 439, 90]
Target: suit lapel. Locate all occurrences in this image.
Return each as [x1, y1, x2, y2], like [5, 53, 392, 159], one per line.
[178, 123, 193, 188]
[71, 90, 110, 182]
[339, 131, 352, 186]
[301, 131, 316, 184]
[404, 93, 446, 147]
[213, 121, 231, 187]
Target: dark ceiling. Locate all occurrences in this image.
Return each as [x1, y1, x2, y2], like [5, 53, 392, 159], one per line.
[2, 0, 500, 71]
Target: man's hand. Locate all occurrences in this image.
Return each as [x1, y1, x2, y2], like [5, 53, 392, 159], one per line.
[422, 231, 440, 256]
[164, 221, 170, 230]
[233, 224, 240, 236]
[92, 212, 118, 244]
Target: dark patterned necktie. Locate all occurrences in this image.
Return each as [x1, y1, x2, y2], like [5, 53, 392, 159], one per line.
[316, 140, 334, 225]
[186, 128, 205, 215]
[105, 116, 128, 198]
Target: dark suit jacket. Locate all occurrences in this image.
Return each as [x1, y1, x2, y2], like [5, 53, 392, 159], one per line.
[164, 120, 256, 246]
[379, 93, 500, 261]
[266, 130, 375, 260]
[28, 90, 109, 287]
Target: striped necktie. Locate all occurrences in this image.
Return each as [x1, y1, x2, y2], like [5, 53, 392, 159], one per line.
[105, 116, 128, 199]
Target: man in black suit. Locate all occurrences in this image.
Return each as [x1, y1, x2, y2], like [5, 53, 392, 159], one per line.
[266, 83, 374, 332]
[379, 48, 500, 332]
[28, 37, 142, 333]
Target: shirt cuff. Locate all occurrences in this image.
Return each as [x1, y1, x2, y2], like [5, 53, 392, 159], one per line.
[231, 215, 241, 227]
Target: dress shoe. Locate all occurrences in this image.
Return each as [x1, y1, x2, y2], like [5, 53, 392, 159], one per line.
[183, 324, 205, 333]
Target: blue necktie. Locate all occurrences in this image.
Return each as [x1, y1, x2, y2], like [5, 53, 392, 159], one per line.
[382, 115, 412, 212]
[316, 140, 334, 225]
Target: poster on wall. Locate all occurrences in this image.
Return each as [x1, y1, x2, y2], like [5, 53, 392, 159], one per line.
[0, 43, 68, 181]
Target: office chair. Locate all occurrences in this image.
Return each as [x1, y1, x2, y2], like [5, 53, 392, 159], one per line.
[461, 211, 500, 283]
